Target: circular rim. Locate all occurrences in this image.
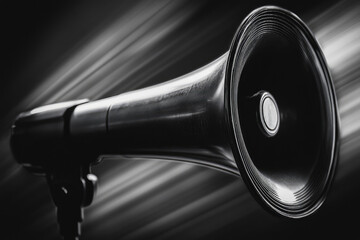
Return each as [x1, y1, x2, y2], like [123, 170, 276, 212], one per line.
[258, 91, 280, 137]
[224, 6, 339, 218]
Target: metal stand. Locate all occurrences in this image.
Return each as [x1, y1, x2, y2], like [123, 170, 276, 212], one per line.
[47, 164, 97, 240]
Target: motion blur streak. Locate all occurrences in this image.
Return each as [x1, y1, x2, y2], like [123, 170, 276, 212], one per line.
[122, 181, 246, 240]
[309, 0, 360, 182]
[17, 0, 196, 107]
[3, 1, 257, 239]
[89, 162, 194, 221]
[3, 0, 360, 239]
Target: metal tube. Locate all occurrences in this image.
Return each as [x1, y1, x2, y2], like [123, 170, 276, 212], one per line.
[70, 53, 238, 174]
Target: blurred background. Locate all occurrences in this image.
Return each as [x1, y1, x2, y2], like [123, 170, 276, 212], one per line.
[2, 0, 360, 239]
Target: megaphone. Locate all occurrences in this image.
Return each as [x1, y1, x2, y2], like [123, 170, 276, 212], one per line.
[10, 6, 339, 239]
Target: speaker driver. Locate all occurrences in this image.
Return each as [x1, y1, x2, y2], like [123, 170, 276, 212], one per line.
[226, 6, 338, 218]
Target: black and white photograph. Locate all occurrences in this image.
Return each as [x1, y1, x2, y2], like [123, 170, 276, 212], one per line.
[2, 0, 360, 239]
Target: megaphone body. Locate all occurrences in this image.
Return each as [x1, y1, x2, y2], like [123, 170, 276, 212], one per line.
[10, 6, 339, 239]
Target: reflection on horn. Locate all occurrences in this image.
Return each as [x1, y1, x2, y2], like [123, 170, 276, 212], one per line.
[10, 6, 339, 239]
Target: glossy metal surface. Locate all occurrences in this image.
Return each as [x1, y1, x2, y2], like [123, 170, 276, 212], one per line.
[70, 53, 238, 175]
[226, 6, 338, 217]
[5, 0, 360, 239]
[258, 91, 280, 137]
[10, 6, 338, 221]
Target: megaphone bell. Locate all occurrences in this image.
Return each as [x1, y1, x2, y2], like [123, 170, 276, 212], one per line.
[10, 6, 339, 239]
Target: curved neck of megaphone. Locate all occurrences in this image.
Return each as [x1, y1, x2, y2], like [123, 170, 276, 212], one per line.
[69, 52, 239, 175]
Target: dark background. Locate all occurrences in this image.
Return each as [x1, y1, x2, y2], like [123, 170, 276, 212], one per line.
[2, 0, 360, 239]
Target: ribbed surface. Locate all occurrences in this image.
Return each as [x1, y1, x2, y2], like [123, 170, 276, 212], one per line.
[2, 0, 360, 239]
[228, 6, 337, 217]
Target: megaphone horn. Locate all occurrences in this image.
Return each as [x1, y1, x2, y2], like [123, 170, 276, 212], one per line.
[10, 6, 339, 239]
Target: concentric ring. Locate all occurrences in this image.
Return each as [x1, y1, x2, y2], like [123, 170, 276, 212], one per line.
[225, 6, 338, 218]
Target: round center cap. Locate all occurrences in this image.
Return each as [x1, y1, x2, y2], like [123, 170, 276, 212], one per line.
[259, 92, 280, 137]
[263, 97, 278, 130]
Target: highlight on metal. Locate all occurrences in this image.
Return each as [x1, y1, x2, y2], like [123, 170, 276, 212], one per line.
[10, 5, 339, 239]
